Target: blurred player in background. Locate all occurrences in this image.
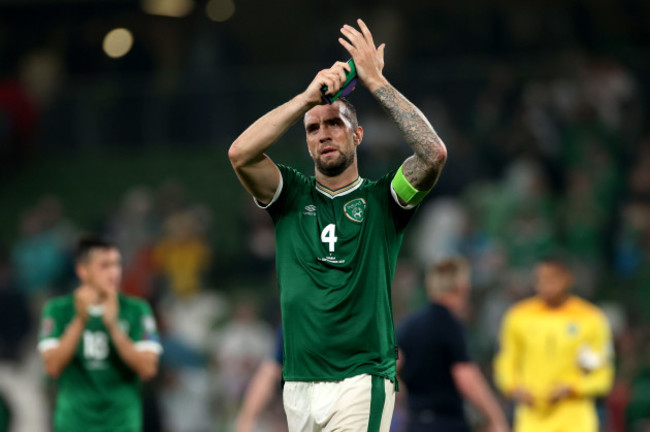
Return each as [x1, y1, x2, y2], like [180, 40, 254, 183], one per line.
[228, 18, 447, 431]
[494, 258, 614, 432]
[236, 327, 283, 432]
[397, 257, 509, 432]
[37, 236, 162, 432]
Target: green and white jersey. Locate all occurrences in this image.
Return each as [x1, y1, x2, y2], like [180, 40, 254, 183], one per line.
[38, 294, 162, 432]
[261, 164, 417, 384]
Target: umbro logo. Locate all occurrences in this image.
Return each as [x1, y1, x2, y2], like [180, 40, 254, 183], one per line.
[303, 204, 317, 216]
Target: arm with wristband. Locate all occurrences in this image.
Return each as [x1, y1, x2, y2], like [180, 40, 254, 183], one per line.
[338, 20, 447, 206]
[376, 85, 447, 206]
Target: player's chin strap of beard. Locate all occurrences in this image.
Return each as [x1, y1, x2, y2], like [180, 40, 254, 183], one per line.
[317, 150, 353, 177]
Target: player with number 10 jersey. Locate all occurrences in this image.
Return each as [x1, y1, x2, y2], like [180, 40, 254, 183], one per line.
[38, 237, 161, 432]
[39, 295, 160, 431]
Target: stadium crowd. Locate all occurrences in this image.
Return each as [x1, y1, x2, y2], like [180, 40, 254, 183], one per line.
[1, 51, 649, 431]
[1, 2, 650, 431]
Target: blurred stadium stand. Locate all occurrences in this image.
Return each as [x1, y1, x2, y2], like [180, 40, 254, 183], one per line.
[1, 1, 650, 431]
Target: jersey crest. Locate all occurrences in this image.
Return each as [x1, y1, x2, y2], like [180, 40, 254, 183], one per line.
[344, 198, 366, 223]
[567, 322, 580, 336]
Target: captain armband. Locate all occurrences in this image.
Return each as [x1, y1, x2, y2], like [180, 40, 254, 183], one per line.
[391, 165, 431, 206]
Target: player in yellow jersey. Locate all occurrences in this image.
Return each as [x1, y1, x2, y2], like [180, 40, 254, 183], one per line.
[494, 258, 614, 432]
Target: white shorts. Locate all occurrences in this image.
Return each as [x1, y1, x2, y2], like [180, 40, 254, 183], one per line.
[282, 374, 395, 432]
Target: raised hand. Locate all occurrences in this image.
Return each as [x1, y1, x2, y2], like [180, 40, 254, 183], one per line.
[101, 288, 120, 329]
[74, 286, 97, 323]
[338, 19, 387, 92]
[302, 61, 353, 106]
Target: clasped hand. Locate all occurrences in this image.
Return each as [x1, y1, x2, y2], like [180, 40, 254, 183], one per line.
[74, 285, 119, 329]
[303, 19, 387, 106]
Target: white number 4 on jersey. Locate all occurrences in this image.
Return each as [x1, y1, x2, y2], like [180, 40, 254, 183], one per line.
[321, 224, 338, 253]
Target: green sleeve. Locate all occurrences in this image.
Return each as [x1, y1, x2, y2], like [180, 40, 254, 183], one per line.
[381, 169, 419, 232]
[131, 300, 162, 354]
[266, 164, 310, 222]
[37, 300, 63, 352]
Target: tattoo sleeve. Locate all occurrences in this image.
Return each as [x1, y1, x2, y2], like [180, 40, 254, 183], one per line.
[372, 84, 447, 191]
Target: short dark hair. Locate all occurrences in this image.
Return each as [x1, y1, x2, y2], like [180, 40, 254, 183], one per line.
[336, 97, 359, 130]
[74, 235, 116, 264]
[538, 252, 572, 272]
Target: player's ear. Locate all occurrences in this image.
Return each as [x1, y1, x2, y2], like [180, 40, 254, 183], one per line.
[354, 126, 363, 147]
[75, 262, 88, 282]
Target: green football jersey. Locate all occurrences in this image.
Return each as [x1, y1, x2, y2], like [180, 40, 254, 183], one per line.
[264, 164, 417, 384]
[0, 393, 8, 432]
[38, 293, 161, 432]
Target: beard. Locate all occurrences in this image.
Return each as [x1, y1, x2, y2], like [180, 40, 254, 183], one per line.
[315, 148, 355, 177]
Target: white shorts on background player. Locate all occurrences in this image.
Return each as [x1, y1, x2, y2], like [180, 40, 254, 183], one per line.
[282, 374, 395, 432]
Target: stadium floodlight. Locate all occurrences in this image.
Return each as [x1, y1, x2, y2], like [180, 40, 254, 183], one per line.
[206, 0, 235, 22]
[142, 0, 194, 18]
[102, 28, 134, 59]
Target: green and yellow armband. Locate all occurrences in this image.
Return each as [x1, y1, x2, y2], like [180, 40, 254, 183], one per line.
[391, 165, 431, 206]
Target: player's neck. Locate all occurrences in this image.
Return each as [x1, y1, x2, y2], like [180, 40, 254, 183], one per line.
[542, 293, 571, 308]
[433, 296, 465, 319]
[315, 163, 360, 191]
[79, 284, 110, 305]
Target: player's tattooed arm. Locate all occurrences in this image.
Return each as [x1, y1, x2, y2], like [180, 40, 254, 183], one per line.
[373, 84, 447, 191]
